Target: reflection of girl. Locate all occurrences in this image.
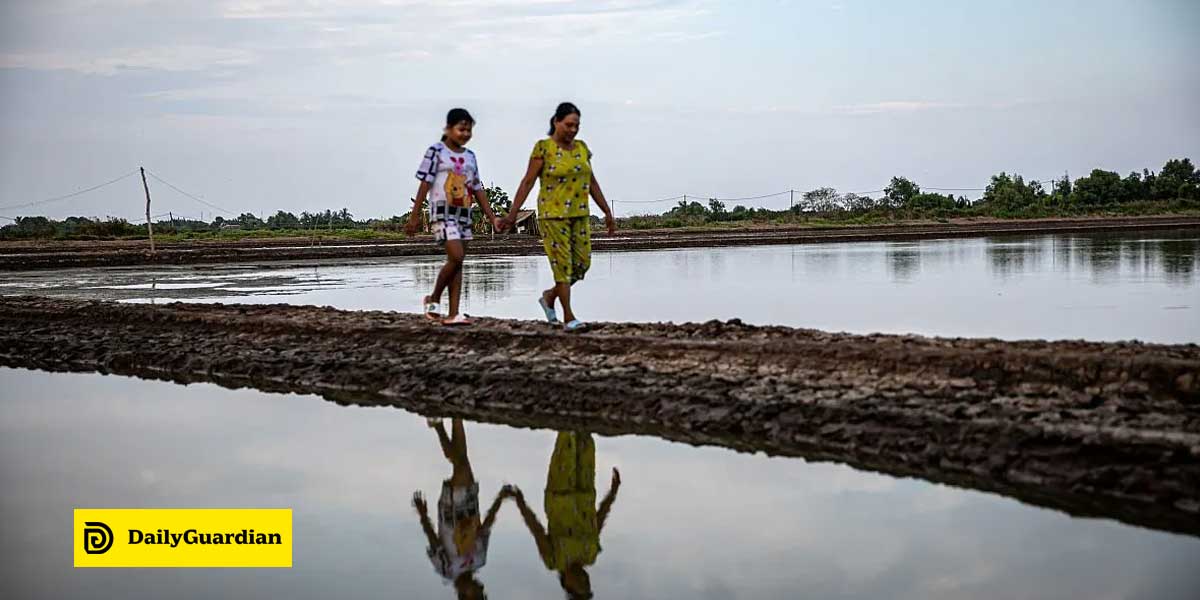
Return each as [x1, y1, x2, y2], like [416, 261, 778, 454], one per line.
[412, 418, 511, 600]
[510, 431, 621, 599]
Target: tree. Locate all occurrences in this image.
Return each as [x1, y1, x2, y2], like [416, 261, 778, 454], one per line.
[1154, 158, 1197, 200]
[884, 177, 920, 208]
[801, 187, 841, 212]
[236, 212, 265, 229]
[1072, 169, 1123, 206]
[983, 172, 1044, 212]
[266, 211, 301, 229]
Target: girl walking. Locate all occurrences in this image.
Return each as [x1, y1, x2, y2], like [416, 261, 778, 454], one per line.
[406, 108, 500, 326]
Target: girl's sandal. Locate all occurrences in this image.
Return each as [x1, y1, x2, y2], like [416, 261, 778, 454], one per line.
[423, 296, 441, 321]
[563, 319, 588, 333]
[442, 314, 474, 327]
[538, 296, 560, 324]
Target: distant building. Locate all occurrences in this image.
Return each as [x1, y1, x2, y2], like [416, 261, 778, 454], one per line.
[514, 210, 538, 236]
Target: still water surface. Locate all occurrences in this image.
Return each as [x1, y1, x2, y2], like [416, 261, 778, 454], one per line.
[2, 230, 1196, 342]
[2, 368, 1199, 599]
[2, 230, 1199, 598]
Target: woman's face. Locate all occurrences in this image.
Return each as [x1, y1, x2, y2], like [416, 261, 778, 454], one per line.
[445, 121, 474, 146]
[555, 113, 580, 142]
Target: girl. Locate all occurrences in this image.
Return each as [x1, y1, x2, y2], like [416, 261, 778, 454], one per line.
[412, 418, 514, 599]
[502, 102, 616, 332]
[406, 108, 500, 326]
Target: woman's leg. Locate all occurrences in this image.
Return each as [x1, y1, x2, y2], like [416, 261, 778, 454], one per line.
[561, 217, 592, 323]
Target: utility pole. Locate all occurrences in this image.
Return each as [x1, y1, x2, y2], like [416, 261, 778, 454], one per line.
[140, 166, 155, 254]
[789, 189, 795, 211]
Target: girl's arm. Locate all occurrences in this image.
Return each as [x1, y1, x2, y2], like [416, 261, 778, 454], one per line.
[480, 489, 509, 531]
[412, 491, 440, 549]
[472, 188, 499, 229]
[589, 173, 616, 235]
[505, 157, 543, 227]
[405, 181, 431, 235]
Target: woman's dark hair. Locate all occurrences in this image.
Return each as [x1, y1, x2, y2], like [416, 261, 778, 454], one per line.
[442, 108, 475, 141]
[548, 102, 580, 136]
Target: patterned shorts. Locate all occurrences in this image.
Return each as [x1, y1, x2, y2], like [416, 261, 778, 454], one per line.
[432, 219, 473, 246]
[541, 217, 591, 284]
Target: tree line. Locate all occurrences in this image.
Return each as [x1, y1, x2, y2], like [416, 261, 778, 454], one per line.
[2, 159, 1196, 240]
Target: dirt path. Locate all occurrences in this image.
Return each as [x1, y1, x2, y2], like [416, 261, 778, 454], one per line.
[3, 215, 1197, 270]
[1, 296, 1197, 535]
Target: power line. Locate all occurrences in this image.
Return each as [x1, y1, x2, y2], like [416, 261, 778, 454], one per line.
[0, 170, 138, 211]
[145, 170, 236, 215]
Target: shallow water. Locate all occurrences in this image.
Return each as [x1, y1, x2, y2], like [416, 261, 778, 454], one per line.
[2, 368, 1198, 599]
[3, 229, 1197, 342]
[3, 230, 1200, 598]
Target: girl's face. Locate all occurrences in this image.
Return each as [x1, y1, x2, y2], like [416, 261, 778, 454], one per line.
[445, 121, 474, 146]
[555, 113, 580, 142]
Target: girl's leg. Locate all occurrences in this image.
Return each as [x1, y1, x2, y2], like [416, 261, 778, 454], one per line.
[431, 239, 465, 306]
[448, 246, 465, 317]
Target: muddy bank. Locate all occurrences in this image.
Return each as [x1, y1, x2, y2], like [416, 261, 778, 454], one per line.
[1, 296, 1198, 535]
[2, 215, 1198, 271]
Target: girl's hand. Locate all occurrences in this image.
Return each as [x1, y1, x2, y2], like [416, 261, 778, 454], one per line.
[490, 216, 504, 232]
[412, 491, 428, 513]
[604, 212, 617, 235]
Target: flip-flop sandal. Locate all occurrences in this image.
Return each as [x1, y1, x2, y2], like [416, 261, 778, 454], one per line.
[442, 314, 474, 327]
[423, 296, 441, 321]
[538, 296, 560, 324]
[563, 319, 588, 332]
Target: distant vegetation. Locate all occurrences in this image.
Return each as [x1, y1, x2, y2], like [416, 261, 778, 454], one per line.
[3, 160, 1197, 241]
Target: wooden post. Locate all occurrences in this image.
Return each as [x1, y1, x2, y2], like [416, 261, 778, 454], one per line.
[140, 167, 155, 254]
[790, 189, 794, 212]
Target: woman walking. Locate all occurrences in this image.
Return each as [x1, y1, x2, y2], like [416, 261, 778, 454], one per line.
[503, 102, 616, 332]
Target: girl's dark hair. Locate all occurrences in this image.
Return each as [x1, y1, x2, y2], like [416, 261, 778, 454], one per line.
[548, 102, 580, 136]
[442, 108, 475, 141]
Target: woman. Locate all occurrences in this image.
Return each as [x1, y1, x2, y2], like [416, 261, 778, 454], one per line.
[503, 102, 616, 332]
[509, 431, 621, 600]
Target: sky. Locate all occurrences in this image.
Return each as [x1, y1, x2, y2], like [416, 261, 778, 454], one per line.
[1, 0, 1197, 221]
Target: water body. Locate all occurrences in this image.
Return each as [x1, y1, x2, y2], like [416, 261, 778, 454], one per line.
[2, 230, 1199, 598]
[2, 368, 1198, 599]
[3, 229, 1197, 343]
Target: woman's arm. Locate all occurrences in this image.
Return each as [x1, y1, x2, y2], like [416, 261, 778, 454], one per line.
[597, 467, 621, 534]
[405, 181, 431, 235]
[589, 173, 616, 235]
[511, 488, 553, 562]
[504, 157, 543, 228]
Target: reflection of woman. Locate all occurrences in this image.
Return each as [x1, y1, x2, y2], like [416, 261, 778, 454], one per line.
[412, 418, 512, 600]
[503, 102, 617, 332]
[510, 431, 621, 599]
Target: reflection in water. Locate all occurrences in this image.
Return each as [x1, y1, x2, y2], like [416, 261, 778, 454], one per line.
[886, 244, 921, 283]
[987, 231, 1199, 286]
[2, 229, 1197, 343]
[511, 431, 620, 600]
[414, 425, 621, 600]
[414, 418, 507, 600]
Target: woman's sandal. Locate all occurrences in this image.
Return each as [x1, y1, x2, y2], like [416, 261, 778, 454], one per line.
[538, 296, 560, 324]
[423, 296, 441, 321]
[442, 314, 474, 327]
[563, 319, 588, 333]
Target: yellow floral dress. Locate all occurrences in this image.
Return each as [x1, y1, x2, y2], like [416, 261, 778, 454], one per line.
[532, 138, 593, 284]
[541, 431, 600, 570]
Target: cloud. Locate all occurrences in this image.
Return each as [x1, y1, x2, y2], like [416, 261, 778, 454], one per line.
[833, 101, 967, 115]
[0, 46, 257, 76]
